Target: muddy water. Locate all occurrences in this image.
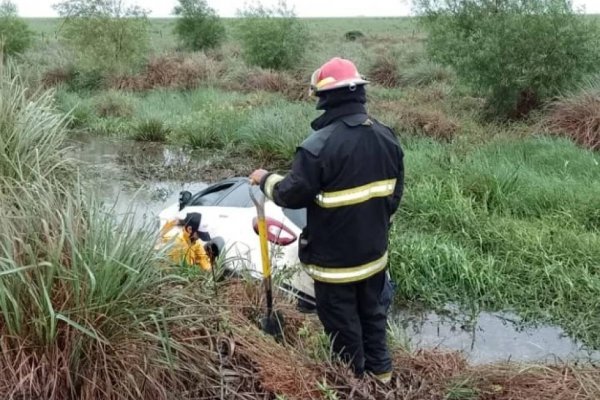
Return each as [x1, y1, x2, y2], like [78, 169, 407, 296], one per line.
[73, 136, 600, 365]
[393, 308, 600, 365]
[70, 136, 208, 225]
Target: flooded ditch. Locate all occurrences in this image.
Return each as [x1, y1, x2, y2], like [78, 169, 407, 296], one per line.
[72, 136, 600, 366]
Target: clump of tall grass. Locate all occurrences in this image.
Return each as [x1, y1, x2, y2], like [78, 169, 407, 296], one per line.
[238, 101, 316, 163]
[225, 67, 306, 101]
[111, 53, 225, 91]
[132, 118, 170, 142]
[544, 78, 600, 151]
[0, 177, 225, 399]
[0, 60, 73, 182]
[171, 104, 249, 149]
[401, 62, 454, 87]
[369, 52, 401, 88]
[93, 89, 136, 118]
[54, 89, 96, 129]
[377, 100, 460, 141]
[0, 60, 225, 399]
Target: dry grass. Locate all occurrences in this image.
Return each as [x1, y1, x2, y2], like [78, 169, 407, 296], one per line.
[3, 269, 599, 400]
[544, 82, 600, 151]
[41, 66, 75, 88]
[111, 53, 226, 91]
[187, 280, 600, 400]
[227, 67, 307, 101]
[377, 100, 460, 141]
[369, 53, 401, 88]
[471, 364, 600, 400]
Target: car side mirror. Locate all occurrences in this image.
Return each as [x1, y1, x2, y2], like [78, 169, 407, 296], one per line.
[179, 191, 192, 211]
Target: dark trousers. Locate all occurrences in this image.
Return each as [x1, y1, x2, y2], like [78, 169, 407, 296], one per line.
[314, 270, 393, 376]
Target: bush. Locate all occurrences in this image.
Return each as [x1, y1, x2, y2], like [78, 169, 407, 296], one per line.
[344, 30, 365, 41]
[173, 0, 225, 51]
[544, 78, 600, 151]
[415, 0, 600, 119]
[226, 67, 306, 101]
[54, 0, 150, 76]
[0, 1, 33, 57]
[235, 1, 309, 71]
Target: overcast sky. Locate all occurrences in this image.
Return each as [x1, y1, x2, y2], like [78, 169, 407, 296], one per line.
[10, 0, 600, 18]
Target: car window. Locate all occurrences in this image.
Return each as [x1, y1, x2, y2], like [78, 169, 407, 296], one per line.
[189, 183, 235, 206]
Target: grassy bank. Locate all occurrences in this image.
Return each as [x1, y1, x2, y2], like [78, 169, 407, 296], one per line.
[2, 16, 600, 399]
[17, 16, 600, 351]
[391, 136, 600, 347]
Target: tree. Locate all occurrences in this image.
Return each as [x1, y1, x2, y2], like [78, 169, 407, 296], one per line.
[415, 0, 600, 119]
[235, 1, 308, 70]
[53, 0, 149, 76]
[173, 0, 225, 51]
[0, 1, 33, 57]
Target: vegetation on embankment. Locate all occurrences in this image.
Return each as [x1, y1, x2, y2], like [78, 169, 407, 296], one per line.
[12, 7, 600, 352]
[6, 59, 599, 400]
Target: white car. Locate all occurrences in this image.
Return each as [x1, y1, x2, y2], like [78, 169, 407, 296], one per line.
[158, 177, 316, 305]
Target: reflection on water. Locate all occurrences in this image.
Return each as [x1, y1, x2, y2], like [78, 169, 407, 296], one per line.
[70, 136, 206, 225]
[394, 307, 600, 365]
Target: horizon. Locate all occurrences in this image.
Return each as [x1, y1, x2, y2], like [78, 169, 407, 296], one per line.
[10, 0, 600, 18]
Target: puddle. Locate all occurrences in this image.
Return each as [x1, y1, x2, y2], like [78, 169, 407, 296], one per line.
[73, 136, 600, 365]
[393, 308, 600, 365]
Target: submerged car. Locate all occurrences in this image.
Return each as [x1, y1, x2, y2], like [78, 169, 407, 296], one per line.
[158, 177, 315, 304]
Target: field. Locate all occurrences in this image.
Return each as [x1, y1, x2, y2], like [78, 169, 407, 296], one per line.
[1, 13, 599, 400]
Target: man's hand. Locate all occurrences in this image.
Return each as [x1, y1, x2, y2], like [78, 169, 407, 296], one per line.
[249, 169, 268, 185]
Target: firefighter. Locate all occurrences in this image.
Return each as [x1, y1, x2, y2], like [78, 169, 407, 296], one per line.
[250, 57, 404, 383]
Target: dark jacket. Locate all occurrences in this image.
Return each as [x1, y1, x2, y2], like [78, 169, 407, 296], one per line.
[260, 97, 404, 284]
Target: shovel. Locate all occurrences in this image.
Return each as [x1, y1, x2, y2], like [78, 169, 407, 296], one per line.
[249, 186, 284, 338]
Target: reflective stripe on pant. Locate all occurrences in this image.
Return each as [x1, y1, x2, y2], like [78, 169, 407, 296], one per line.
[314, 269, 393, 377]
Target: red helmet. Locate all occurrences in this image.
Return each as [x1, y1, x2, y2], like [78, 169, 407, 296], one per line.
[309, 57, 369, 96]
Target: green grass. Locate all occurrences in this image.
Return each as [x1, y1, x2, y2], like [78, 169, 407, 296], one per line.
[0, 61, 73, 183]
[0, 61, 231, 399]
[390, 136, 600, 348]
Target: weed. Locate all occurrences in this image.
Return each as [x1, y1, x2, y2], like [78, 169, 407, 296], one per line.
[171, 104, 248, 149]
[317, 379, 340, 400]
[132, 118, 170, 142]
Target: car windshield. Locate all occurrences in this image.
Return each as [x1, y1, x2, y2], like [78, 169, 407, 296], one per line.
[186, 178, 306, 228]
[189, 183, 235, 206]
